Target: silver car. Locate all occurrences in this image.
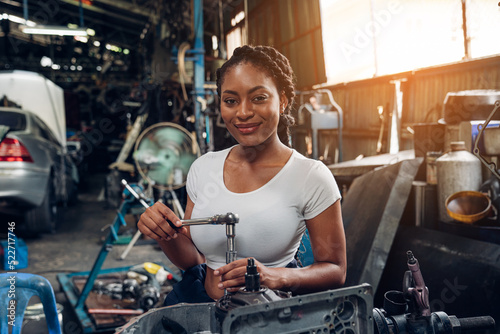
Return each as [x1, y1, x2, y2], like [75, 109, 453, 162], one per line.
[0, 107, 78, 234]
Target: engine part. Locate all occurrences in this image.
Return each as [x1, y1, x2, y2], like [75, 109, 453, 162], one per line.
[115, 283, 374, 334]
[404, 250, 430, 317]
[92, 282, 123, 300]
[122, 279, 139, 300]
[244, 258, 260, 292]
[373, 309, 495, 334]
[373, 250, 495, 334]
[215, 258, 291, 323]
[138, 285, 160, 311]
[126, 263, 163, 310]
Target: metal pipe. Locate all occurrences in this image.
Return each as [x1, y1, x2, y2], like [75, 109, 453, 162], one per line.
[23, 0, 28, 22]
[226, 223, 236, 264]
[193, 0, 206, 153]
[121, 179, 150, 209]
[412, 181, 426, 227]
[79, 0, 84, 27]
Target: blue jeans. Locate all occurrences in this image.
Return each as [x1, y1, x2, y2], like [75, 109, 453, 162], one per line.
[164, 259, 299, 306]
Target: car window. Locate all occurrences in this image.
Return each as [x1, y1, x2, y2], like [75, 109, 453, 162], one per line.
[0, 111, 27, 131]
[32, 115, 61, 147]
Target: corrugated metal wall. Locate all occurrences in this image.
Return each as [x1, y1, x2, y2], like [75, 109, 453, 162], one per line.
[246, 0, 327, 88]
[243, 1, 500, 162]
[324, 56, 500, 161]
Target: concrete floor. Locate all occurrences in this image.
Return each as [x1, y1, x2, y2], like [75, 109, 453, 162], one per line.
[7, 173, 179, 334]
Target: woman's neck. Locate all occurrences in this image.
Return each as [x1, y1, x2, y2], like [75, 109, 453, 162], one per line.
[231, 139, 291, 165]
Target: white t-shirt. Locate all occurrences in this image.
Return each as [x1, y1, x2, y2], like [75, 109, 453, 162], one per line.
[187, 147, 341, 270]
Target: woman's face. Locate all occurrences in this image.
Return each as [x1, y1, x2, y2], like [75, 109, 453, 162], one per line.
[220, 62, 285, 148]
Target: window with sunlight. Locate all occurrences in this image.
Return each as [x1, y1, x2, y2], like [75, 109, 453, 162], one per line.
[320, 0, 500, 85]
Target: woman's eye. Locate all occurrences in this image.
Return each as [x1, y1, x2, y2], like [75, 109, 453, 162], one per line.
[224, 98, 237, 105]
[253, 95, 267, 102]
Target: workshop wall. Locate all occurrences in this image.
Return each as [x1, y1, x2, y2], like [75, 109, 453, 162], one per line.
[325, 55, 500, 161]
[243, 0, 327, 89]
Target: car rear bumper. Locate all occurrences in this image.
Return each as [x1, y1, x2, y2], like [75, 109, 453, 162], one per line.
[0, 166, 49, 213]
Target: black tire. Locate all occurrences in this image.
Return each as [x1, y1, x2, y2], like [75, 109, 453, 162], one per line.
[24, 179, 58, 234]
[67, 180, 79, 206]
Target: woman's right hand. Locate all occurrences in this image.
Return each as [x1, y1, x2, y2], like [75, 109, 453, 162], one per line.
[138, 201, 188, 242]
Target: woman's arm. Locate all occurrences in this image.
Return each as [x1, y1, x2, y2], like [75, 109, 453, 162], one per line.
[138, 196, 205, 271]
[215, 200, 346, 294]
[284, 199, 346, 293]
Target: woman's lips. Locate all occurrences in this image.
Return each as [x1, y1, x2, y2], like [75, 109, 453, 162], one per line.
[234, 123, 260, 134]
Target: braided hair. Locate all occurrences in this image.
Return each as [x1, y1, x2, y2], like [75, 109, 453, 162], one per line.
[216, 45, 296, 147]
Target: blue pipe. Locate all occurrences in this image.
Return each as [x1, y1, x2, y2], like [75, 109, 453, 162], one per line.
[74, 200, 130, 310]
[193, 0, 206, 152]
[79, 0, 84, 27]
[23, 0, 28, 22]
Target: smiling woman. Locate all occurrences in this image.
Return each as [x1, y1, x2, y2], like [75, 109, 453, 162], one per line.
[216, 45, 296, 148]
[138, 45, 346, 305]
[220, 64, 282, 146]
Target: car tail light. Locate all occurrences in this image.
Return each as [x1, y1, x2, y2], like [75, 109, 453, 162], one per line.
[0, 138, 34, 162]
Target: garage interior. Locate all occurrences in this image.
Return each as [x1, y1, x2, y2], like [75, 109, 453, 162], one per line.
[1, 0, 500, 333]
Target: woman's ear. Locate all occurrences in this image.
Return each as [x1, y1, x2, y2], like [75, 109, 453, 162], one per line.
[280, 92, 288, 112]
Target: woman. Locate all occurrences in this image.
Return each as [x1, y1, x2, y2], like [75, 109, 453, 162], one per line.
[138, 45, 346, 305]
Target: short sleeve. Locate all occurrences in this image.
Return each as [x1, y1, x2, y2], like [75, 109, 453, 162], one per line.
[302, 162, 341, 220]
[186, 156, 201, 202]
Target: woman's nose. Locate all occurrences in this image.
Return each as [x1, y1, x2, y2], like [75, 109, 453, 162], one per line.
[236, 100, 254, 120]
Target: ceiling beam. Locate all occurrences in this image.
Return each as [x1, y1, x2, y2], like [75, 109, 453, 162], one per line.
[91, 0, 153, 19]
[58, 8, 142, 37]
[58, 0, 147, 26]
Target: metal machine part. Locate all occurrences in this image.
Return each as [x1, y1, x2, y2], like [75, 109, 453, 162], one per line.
[92, 275, 160, 311]
[93, 282, 124, 300]
[404, 251, 430, 317]
[215, 258, 291, 323]
[121, 278, 140, 300]
[133, 122, 200, 191]
[120, 179, 239, 268]
[138, 285, 160, 311]
[178, 212, 239, 227]
[296, 89, 343, 162]
[443, 90, 500, 125]
[373, 251, 495, 334]
[473, 100, 500, 180]
[177, 212, 239, 294]
[166, 212, 239, 268]
[373, 309, 495, 334]
[117, 250, 495, 333]
[244, 258, 260, 292]
[115, 284, 373, 334]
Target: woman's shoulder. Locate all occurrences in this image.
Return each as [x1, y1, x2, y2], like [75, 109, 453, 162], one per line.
[290, 150, 329, 169]
[289, 150, 336, 181]
[196, 146, 233, 161]
[191, 146, 233, 171]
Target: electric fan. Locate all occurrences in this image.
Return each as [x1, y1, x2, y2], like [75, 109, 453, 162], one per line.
[133, 122, 200, 190]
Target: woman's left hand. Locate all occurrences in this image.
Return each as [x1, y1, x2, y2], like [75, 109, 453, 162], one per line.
[214, 258, 285, 292]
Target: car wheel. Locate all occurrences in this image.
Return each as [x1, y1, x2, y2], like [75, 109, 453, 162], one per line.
[67, 179, 79, 205]
[24, 179, 58, 234]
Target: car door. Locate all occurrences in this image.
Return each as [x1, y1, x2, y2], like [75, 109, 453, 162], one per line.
[32, 114, 67, 203]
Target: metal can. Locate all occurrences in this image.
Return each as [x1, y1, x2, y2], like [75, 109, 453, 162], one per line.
[426, 151, 441, 185]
